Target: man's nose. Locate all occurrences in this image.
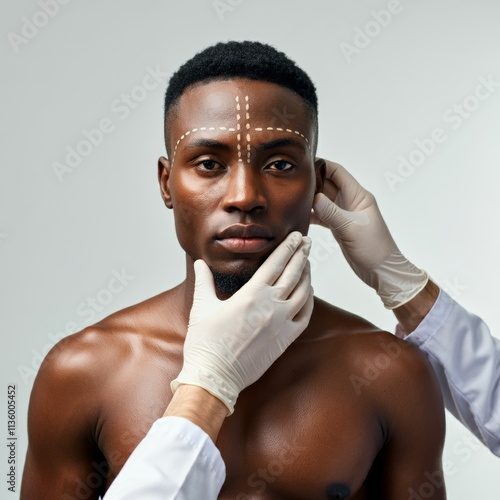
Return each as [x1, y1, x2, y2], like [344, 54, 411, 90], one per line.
[222, 164, 267, 213]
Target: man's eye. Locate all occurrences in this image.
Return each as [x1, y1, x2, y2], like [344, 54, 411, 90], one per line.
[268, 160, 294, 171]
[197, 160, 220, 171]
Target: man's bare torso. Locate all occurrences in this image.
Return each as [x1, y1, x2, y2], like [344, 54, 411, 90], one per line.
[50, 285, 415, 499]
[23, 280, 444, 500]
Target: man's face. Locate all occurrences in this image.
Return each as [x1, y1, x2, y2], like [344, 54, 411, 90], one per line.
[159, 78, 323, 294]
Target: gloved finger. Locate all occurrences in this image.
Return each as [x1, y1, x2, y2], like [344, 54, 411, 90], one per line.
[325, 160, 377, 210]
[312, 193, 353, 231]
[320, 160, 341, 202]
[193, 259, 216, 297]
[309, 206, 330, 227]
[314, 194, 372, 234]
[249, 231, 303, 286]
[189, 259, 218, 325]
[272, 238, 311, 300]
[291, 283, 314, 335]
[324, 161, 359, 192]
[284, 260, 313, 320]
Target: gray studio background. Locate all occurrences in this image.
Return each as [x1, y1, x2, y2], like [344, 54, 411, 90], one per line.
[2, 0, 499, 498]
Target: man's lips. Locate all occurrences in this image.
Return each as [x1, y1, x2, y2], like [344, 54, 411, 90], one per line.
[217, 224, 274, 239]
[216, 237, 273, 253]
[215, 224, 274, 254]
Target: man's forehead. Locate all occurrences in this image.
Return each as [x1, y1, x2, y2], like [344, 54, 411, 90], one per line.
[176, 78, 310, 120]
[168, 78, 314, 163]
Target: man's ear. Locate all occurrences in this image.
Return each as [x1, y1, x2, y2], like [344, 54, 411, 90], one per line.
[314, 157, 326, 195]
[158, 156, 173, 209]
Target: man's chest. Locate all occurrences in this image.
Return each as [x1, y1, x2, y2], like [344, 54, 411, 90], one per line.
[98, 356, 383, 499]
[216, 368, 382, 499]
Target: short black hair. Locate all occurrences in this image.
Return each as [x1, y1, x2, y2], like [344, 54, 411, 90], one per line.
[163, 40, 318, 154]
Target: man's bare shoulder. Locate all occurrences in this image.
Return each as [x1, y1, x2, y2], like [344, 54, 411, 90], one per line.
[294, 297, 445, 457]
[93, 284, 185, 340]
[36, 286, 184, 391]
[302, 296, 398, 354]
[304, 296, 439, 401]
[305, 296, 384, 339]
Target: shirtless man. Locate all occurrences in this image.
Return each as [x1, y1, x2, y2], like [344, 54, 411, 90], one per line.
[21, 41, 446, 499]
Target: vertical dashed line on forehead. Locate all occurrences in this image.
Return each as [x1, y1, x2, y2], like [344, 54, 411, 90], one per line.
[235, 96, 242, 163]
[245, 95, 251, 164]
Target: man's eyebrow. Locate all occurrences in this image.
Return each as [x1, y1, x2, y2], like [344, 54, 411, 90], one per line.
[182, 138, 231, 151]
[257, 137, 307, 151]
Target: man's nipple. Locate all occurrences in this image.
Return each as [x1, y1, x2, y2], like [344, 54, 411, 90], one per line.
[325, 483, 350, 499]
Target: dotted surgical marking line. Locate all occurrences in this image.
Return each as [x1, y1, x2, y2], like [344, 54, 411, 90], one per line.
[171, 125, 310, 166]
[171, 125, 236, 167]
[245, 96, 251, 163]
[236, 96, 242, 162]
[170, 94, 310, 167]
[255, 127, 309, 144]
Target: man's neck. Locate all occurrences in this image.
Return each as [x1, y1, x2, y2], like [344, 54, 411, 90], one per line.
[178, 254, 196, 322]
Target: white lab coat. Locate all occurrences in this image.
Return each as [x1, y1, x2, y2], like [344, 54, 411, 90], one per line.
[398, 289, 500, 456]
[104, 290, 500, 499]
[102, 416, 225, 499]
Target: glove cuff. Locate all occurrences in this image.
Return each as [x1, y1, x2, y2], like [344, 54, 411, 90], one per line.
[171, 369, 238, 416]
[371, 254, 429, 309]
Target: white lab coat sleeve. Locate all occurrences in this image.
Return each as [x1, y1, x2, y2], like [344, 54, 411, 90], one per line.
[103, 416, 226, 499]
[397, 289, 500, 456]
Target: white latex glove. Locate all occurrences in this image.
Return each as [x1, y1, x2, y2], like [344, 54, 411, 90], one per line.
[312, 160, 428, 309]
[171, 231, 313, 415]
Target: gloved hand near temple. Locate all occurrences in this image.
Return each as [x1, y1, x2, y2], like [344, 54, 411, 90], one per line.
[312, 160, 428, 309]
[171, 231, 314, 414]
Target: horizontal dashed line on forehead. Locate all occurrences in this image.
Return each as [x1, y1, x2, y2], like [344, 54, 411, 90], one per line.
[171, 126, 309, 167]
[173, 127, 309, 150]
[254, 127, 309, 142]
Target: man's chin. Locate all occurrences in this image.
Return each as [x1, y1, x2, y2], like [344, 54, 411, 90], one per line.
[205, 241, 282, 296]
[209, 268, 254, 297]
